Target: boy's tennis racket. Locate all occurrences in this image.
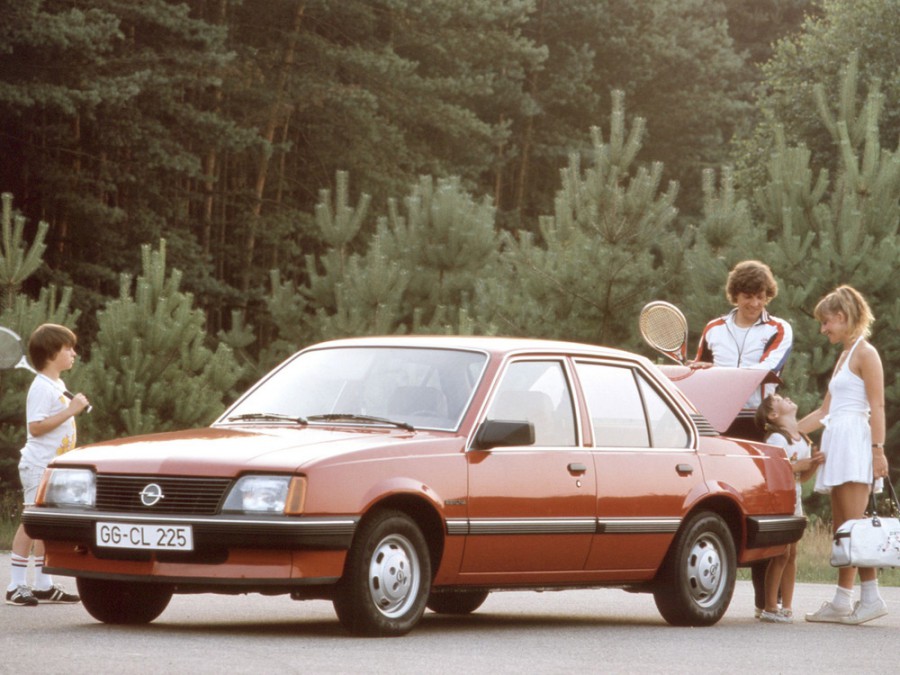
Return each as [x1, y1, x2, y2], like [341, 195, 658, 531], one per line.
[0, 326, 90, 410]
[639, 301, 688, 365]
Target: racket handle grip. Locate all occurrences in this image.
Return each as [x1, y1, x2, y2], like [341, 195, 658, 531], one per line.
[64, 389, 93, 414]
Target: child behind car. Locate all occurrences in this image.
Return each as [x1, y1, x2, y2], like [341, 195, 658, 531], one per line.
[754, 394, 824, 623]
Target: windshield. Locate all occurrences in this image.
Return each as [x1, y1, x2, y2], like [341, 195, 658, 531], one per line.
[219, 346, 488, 431]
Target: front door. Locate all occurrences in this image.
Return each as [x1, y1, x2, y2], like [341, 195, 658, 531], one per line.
[461, 359, 595, 578]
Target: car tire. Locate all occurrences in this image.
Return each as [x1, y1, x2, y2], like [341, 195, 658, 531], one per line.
[333, 509, 432, 636]
[652, 511, 735, 627]
[77, 577, 173, 624]
[426, 589, 489, 615]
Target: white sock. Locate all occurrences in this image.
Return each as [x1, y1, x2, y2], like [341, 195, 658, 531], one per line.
[860, 579, 882, 605]
[8, 553, 29, 590]
[832, 586, 853, 610]
[33, 555, 53, 591]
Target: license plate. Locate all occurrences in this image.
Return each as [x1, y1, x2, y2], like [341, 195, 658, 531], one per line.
[96, 522, 194, 551]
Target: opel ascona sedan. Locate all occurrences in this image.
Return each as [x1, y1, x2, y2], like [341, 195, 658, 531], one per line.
[24, 336, 804, 636]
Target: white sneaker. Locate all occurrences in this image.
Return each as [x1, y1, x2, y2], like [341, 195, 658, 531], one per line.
[805, 601, 852, 623]
[840, 599, 888, 625]
[759, 609, 793, 624]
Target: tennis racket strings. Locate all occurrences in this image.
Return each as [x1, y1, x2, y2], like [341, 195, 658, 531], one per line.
[639, 302, 688, 364]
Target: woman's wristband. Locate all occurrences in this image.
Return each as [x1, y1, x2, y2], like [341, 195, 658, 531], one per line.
[872, 443, 884, 449]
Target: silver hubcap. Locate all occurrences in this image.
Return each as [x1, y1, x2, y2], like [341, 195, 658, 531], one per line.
[368, 533, 420, 618]
[685, 534, 724, 606]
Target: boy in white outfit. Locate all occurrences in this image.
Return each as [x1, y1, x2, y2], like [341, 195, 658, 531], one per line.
[5, 323, 90, 606]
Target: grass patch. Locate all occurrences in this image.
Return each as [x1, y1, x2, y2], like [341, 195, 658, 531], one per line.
[0, 490, 21, 550]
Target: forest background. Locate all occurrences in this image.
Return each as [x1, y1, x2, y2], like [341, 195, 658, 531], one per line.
[0, 0, 898, 521]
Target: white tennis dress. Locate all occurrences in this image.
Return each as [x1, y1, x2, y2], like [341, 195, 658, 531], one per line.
[814, 337, 880, 493]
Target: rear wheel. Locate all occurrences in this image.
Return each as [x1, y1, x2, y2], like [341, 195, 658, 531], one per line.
[653, 512, 735, 626]
[426, 590, 489, 615]
[333, 509, 431, 636]
[77, 577, 173, 624]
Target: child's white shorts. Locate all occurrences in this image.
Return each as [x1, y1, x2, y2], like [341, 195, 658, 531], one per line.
[18, 459, 46, 506]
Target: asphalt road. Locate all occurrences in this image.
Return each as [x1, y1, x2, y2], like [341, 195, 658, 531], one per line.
[2, 551, 897, 674]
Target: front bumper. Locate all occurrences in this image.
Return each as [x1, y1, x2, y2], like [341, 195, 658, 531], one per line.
[23, 507, 357, 556]
[23, 507, 358, 587]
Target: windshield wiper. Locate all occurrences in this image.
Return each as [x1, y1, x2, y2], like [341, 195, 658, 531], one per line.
[227, 412, 308, 425]
[307, 413, 414, 432]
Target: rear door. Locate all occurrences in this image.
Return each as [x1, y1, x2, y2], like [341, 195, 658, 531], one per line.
[573, 360, 706, 576]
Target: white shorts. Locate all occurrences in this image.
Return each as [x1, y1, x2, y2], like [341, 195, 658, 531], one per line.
[18, 460, 46, 506]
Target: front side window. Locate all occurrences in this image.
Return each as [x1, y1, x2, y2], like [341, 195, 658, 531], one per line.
[485, 360, 576, 446]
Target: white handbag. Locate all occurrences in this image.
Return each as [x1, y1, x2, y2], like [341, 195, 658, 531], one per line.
[831, 481, 900, 568]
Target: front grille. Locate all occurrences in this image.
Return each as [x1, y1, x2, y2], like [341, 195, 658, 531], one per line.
[95, 475, 233, 515]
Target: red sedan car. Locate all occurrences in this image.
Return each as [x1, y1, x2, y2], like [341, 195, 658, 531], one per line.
[24, 336, 803, 636]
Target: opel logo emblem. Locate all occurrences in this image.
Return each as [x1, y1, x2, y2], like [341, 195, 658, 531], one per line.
[139, 483, 164, 507]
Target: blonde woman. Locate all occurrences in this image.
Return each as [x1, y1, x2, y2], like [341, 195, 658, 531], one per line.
[800, 286, 889, 625]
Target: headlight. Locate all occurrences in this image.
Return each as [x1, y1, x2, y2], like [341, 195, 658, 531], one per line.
[222, 475, 300, 514]
[40, 469, 96, 507]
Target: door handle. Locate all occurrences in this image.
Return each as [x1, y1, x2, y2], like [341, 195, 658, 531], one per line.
[568, 462, 587, 475]
[676, 463, 693, 475]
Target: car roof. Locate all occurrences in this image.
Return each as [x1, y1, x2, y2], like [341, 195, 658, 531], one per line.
[305, 335, 640, 361]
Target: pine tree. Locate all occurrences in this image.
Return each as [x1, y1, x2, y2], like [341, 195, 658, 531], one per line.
[376, 175, 499, 334]
[0, 193, 80, 495]
[0, 193, 48, 312]
[75, 240, 244, 440]
[754, 59, 900, 456]
[268, 171, 500, 349]
[680, 166, 767, 343]
[475, 91, 681, 349]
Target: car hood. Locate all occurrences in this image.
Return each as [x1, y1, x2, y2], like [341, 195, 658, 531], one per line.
[53, 425, 454, 477]
[658, 366, 780, 433]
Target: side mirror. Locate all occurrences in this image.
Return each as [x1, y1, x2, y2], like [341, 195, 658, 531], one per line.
[472, 419, 534, 451]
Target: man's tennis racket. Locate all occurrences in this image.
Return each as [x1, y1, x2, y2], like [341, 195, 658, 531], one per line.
[0, 326, 90, 410]
[639, 301, 688, 365]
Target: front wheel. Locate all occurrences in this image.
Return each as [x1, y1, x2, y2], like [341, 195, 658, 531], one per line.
[333, 509, 432, 636]
[77, 577, 173, 624]
[653, 512, 735, 626]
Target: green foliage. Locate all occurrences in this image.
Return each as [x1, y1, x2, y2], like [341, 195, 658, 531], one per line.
[477, 92, 680, 348]
[0, 194, 80, 498]
[590, 0, 750, 215]
[376, 175, 499, 334]
[0, 193, 48, 311]
[680, 166, 766, 340]
[1, 0, 766, 347]
[723, 0, 817, 65]
[73, 240, 244, 441]
[753, 63, 900, 450]
[268, 171, 500, 349]
[740, 0, 900, 190]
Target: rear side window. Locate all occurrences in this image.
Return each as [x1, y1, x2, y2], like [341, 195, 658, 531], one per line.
[637, 374, 690, 448]
[575, 362, 689, 448]
[576, 363, 649, 447]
